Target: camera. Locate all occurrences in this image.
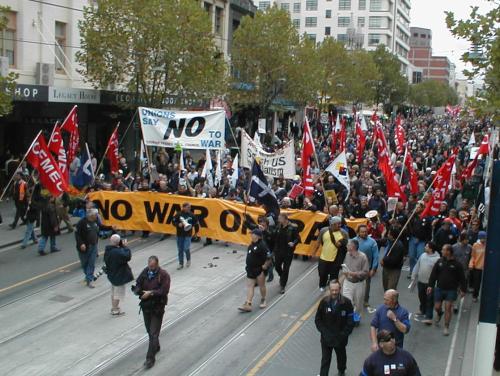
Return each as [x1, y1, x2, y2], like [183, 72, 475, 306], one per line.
[93, 266, 107, 281]
[131, 284, 144, 296]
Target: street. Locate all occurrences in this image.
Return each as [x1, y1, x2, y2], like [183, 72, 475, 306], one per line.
[0, 203, 491, 376]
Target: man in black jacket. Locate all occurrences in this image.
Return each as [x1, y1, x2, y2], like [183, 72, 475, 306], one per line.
[381, 227, 405, 291]
[315, 280, 354, 376]
[104, 234, 134, 316]
[427, 244, 466, 336]
[274, 213, 299, 294]
[407, 203, 432, 276]
[172, 203, 199, 270]
[75, 208, 100, 288]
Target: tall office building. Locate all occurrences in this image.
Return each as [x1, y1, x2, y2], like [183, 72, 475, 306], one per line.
[257, 0, 412, 77]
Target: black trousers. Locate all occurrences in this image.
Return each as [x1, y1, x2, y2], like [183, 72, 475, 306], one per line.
[320, 342, 347, 375]
[471, 269, 483, 299]
[274, 252, 293, 288]
[13, 201, 26, 227]
[142, 309, 165, 361]
[318, 259, 340, 288]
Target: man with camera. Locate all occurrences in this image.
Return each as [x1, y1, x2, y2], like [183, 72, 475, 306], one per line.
[172, 203, 199, 270]
[104, 234, 133, 316]
[132, 255, 171, 369]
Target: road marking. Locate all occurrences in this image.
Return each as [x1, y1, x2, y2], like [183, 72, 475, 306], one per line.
[246, 296, 321, 376]
[444, 297, 464, 376]
[0, 237, 139, 294]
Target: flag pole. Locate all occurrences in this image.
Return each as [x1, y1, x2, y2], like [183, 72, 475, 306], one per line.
[95, 122, 120, 178]
[307, 116, 329, 210]
[399, 146, 408, 186]
[0, 130, 42, 202]
[60, 105, 77, 129]
[47, 121, 60, 149]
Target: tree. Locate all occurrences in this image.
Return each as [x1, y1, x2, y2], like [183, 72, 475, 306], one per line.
[0, 6, 18, 117]
[230, 6, 318, 116]
[77, 0, 226, 108]
[340, 49, 379, 106]
[371, 45, 409, 107]
[409, 80, 459, 107]
[446, 1, 499, 119]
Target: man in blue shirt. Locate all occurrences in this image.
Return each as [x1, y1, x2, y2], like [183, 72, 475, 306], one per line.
[354, 224, 379, 307]
[370, 289, 410, 351]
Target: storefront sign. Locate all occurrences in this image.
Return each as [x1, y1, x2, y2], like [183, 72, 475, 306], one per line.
[13, 84, 48, 102]
[48, 87, 100, 104]
[101, 90, 208, 108]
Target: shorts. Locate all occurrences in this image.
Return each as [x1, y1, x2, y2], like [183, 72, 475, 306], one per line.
[246, 266, 263, 279]
[111, 285, 126, 300]
[434, 287, 458, 302]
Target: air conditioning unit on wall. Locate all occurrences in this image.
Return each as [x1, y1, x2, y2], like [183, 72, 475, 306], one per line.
[36, 62, 55, 86]
[0, 56, 9, 77]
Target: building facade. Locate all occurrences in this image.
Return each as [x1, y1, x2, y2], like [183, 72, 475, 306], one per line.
[408, 26, 453, 85]
[258, 0, 411, 77]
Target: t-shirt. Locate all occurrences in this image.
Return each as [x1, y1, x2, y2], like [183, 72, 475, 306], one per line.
[371, 304, 410, 348]
[360, 348, 421, 376]
[319, 229, 344, 262]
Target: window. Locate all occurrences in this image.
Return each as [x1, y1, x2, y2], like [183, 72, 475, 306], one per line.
[412, 71, 422, 84]
[307, 34, 316, 44]
[306, 0, 318, 11]
[338, 0, 351, 10]
[370, 0, 382, 11]
[293, 2, 301, 13]
[420, 34, 426, 38]
[357, 17, 365, 27]
[368, 33, 381, 45]
[204, 2, 212, 13]
[413, 32, 418, 37]
[292, 19, 300, 28]
[369, 16, 383, 28]
[258, 1, 270, 10]
[215, 7, 223, 34]
[359, 0, 366, 10]
[305, 17, 317, 27]
[338, 16, 350, 27]
[325, 27, 331, 36]
[337, 34, 348, 43]
[55, 21, 66, 73]
[325, 9, 332, 18]
[281, 3, 290, 11]
[0, 11, 16, 67]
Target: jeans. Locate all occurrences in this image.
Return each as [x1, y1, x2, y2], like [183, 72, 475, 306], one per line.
[143, 309, 164, 361]
[275, 252, 293, 288]
[22, 221, 37, 247]
[417, 282, 434, 319]
[409, 237, 425, 273]
[176, 236, 191, 265]
[78, 244, 97, 282]
[38, 235, 56, 253]
[320, 342, 347, 375]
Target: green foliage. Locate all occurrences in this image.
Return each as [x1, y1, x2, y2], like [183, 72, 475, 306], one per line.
[409, 80, 459, 107]
[0, 6, 18, 117]
[446, 1, 500, 119]
[77, 0, 226, 108]
[371, 45, 409, 106]
[341, 49, 380, 105]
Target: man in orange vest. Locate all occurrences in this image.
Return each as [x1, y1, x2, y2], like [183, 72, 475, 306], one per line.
[10, 172, 27, 229]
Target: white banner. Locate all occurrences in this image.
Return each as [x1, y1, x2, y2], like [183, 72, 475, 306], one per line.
[240, 131, 296, 179]
[139, 107, 225, 149]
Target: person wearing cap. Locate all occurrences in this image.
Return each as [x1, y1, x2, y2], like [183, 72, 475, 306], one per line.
[315, 280, 354, 376]
[433, 219, 458, 254]
[427, 244, 466, 336]
[314, 216, 349, 292]
[469, 231, 486, 302]
[104, 234, 133, 316]
[238, 228, 271, 312]
[361, 329, 421, 376]
[75, 207, 101, 288]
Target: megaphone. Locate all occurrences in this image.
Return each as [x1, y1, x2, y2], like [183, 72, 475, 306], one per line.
[180, 217, 192, 232]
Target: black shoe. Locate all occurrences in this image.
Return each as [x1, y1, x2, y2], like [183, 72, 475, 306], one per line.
[280, 287, 285, 294]
[204, 239, 213, 246]
[156, 345, 160, 354]
[338, 371, 346, 376]
[144, 359, 155, 369]
[38, 251, 47, 256]
[50, 248, 62, 253]
[9, 224, 15, 229]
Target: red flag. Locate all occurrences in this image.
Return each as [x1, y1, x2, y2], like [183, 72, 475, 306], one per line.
[302, 118, 315, 197]
[421, 151, 458, 218]
[288, 183, 304, 200]
[48, 124, 69, 185]
[375, 123, 406, 202]
[26, 133, 68, 197]
[60, 106, 79, 165]
[355, 117, 366, 164]
[60, 105, 78, 133]
[404, 147, 418, 194]
[395, 115, 405, 154]
[106, 126, 120, 174]
[461, 134, 490, 181]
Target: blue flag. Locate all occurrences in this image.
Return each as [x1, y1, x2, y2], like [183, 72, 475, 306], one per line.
[73, 143, 94, 189]
[249, 159, 279, 216]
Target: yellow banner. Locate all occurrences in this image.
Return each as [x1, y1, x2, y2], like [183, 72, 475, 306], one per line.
[88, 191, 366, 256]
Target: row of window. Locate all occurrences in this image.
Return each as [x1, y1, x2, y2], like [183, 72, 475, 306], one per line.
[296, 16, 388, 29]
[203, 2, 224, 35]
[300, 31, 383, 47]
[260, 0, 386, 13]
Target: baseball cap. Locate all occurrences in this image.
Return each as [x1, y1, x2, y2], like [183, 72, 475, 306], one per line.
[478, 231, 487, 239]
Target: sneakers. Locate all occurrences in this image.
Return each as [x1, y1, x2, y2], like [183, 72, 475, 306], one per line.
[186, 260, 191, 268]
[50, 248, 61, 253]
[422, 319, 433, 325]
[177, 264, 184, 270]
[238, 302, 252, 312]
[259, 299, 267, 309]
[434, 311, 443, 325]
[111, 309, 125, 317]
[443, 327, 450, 336]
[87, 281, 96, 289]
